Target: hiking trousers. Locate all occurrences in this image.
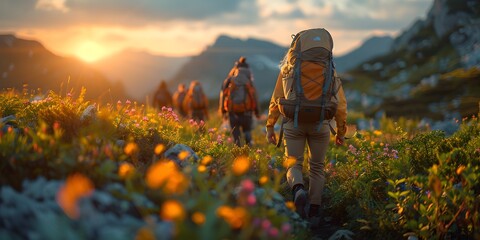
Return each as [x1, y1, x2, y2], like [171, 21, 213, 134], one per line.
[284, 120, 330, 206]
[228, 112, 253, 146]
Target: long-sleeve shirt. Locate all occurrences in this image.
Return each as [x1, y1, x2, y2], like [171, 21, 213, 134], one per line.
[266, 71, 348, 137]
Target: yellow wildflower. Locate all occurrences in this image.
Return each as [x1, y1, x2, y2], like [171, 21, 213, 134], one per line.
[232, 156, 250, 176]
[154, 144, 165, 155]
[373, 130, 383, 136]
[259, 176, 268, 185]
[456, 165, 466, 175]
[198, 165, 207, 173]
[145, 161, 176, 189]
[217, 206, 248, 229]
[124, 142, 138, 156]
[285, 201, 296, 211]
[201, 155, 213, 165]
[283, 156, 297, 168]
[118, 162, 135, 179]
[178, 151, 190, 160]
[56, 174, 94, 219]
[163, 171, 189, 194]
[191, 212, 206, 225]
[161, 200, 185, 221]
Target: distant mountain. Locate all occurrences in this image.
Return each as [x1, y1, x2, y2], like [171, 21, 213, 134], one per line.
[169, 35, 287, 102]
[335, 36, 394, 73]
[94, 49, 189, 101]
[344, 0, 480, 121]
[0, 34, 128, 101]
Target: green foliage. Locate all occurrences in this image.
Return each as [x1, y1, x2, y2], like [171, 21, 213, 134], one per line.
[1, 89, 479, 239]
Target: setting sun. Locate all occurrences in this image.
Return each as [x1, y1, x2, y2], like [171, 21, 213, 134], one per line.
[74, 41, 110, 63]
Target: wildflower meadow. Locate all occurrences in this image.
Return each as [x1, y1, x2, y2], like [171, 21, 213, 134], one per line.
[0, 88, 479, 240]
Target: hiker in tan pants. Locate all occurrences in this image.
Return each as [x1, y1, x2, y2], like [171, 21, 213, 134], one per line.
[265, 29, 348, 224]
[266, 72, 347, 221]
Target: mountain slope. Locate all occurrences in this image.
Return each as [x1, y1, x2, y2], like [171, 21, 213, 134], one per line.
[94, 50, 189, 101]
[0, 34, 128, 101]
[343, 0, 480, 120]
[335, 36, 394, 73]
[169, 35, 287, 101]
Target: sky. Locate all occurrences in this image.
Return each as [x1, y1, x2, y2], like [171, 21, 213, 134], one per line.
[0, 0, 433, 63]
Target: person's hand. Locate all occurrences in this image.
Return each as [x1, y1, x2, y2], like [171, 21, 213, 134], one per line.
[335, 135, 345, 146]
[254, 109, 260, 119]
[266, 127, 276, 145]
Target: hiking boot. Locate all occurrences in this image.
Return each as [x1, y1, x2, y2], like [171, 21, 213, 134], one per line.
[308, 215, 323, 229]
[308, 206, 326, 229]
[294, 188, 307, 219]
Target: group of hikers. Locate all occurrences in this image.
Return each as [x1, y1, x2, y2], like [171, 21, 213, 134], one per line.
[153, 56, 259, 146]
[153, 80, 209, 122]
[152, 28, 348, 228]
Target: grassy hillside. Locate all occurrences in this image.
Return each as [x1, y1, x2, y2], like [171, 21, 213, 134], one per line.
[344, 21, 479, 120]
[0, 88, 479, 239]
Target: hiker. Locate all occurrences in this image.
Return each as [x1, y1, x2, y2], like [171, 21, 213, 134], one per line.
[172, 83, 188, 118]
[183, 80, 209, 122]
[220, 57, 260, 147]
[152, 80, 173, 110]
[265, 29, 348, 226]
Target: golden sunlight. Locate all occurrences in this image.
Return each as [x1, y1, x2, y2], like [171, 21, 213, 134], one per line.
[73, 41, 109, 63]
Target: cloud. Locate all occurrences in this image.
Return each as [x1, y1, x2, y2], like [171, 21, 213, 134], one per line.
[36, 0, 70, 13]
[0, 0, 252, 28]
[308, 0, 432, 31]
[270, 7, 307, 19]
[206, 0, 260, 25]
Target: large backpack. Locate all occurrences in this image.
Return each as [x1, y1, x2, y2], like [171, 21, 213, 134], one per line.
[223, 67, 257, 113]
[173, 91, 187, 113]
[278, 28, 340, 129]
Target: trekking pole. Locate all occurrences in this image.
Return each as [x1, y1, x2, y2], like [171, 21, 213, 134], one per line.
[276, 118, 286, 148]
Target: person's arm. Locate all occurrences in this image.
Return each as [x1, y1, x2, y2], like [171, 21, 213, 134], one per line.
[266, 73, 284, 144]
[219, 78, 231, 115]
[333, 73, 347, 145]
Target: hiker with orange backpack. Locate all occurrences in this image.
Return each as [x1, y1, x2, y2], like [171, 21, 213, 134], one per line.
[265, 29, 348, 227]
[152, 80, 173, 110]
[172, 83, 188, 118]
[183, 80, 209, 122]
[220, 57, 260, 147]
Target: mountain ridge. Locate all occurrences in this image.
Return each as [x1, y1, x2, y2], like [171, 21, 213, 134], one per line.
[344, 0, 480, 121]
[93, 49, 189, 101]
[0, 34, 128, 101]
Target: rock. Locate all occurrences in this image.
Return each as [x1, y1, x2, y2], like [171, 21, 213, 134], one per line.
[80, 104, 97, 125]
[163, 144, 199, 168]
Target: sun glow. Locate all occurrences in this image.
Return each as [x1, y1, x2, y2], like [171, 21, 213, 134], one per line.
[74, 41, 110, 63]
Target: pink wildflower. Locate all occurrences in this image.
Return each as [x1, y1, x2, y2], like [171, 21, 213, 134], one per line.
[261, 219, 271, 230]
[240, 179, 255, 193]
[246, 194, 256, 206]
[268, 227, 279, 238]
[281, 223, 291, 233]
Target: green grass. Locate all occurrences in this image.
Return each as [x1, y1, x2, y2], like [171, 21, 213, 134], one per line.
[1, 88, 479, 239]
